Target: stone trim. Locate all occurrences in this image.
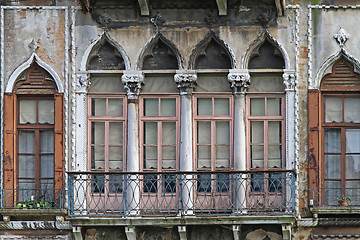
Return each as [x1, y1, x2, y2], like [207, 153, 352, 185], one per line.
[0, 221, 72, 230]
[174, 70, 197, 95]
[227, 69, 250, 94]
[122, 71, 144, 99]
[283, 70, 296, 91]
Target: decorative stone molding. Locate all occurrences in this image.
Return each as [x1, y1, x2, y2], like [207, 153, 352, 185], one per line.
[174, 70, 197, 95]
[0, 221, 72, 230]
[75, 72, 90, 93]
[283, 70, 296, 91]
[227, 69, 250, 94]
[125, 226, 136, 240]
[334, 27, 349, 48]
[122, 70, 144, 99]
[178, 226, 187, 240]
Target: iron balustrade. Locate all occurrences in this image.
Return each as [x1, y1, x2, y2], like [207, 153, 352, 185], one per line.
[309, 187, 360, 207]
[68, 170, 295, 217]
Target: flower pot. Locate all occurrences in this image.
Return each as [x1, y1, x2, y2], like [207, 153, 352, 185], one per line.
[338, 199, 349, 206]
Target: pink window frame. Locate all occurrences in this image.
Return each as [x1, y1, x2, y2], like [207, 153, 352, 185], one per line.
[193, 94, 234, 171]
[246, 93, 286, 170]
[139, 94, 181, 172]
[87, 94, 127, 172]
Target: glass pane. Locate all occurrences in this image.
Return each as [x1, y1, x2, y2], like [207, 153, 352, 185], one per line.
[197, 121, 211, 144]
[18, 155, 35, 178]
[346, 155, 360, 179]
[161, 98, 176, 116]
[144, 98, 159, 116]
[345, 181, 360, 205]
[19, 100, 36, 124]
[195, 74, 232, 92]
[268, 146, 281, 168]
[251, 121, 264, 144]
[40, 131, 54, 153]
[40, 180, 54, 194]
[162, 146, 176, 169]
[18, 180, 35, 201]
[324, 181, 341, 205]
[214, 98, 229, 116]
[197, 98, 212, 116]
[216, 145, 230, 168]
[109, 122, 123, 145]
[346, 129, 360, 153]
[268, 121, 281, 144]
[247, 74, 285, 92]
[91, 122, 105, 144]
[250, 98, 265, 116]
[108, 98, 123, 117]
[144, 146, 157, 169]
[18, 131, 35, 154]
[109, 146, 123, 170]
[141, 75, 178, 93]
[91, 146, 105, 169]
[344, 98, 360, 123]
[251, 145, 264, 168]
[162, 122, 176, 145]
[109, 174, 123, 193]
[40, 155, 54, 178]
[267, 98, 281, 116]
[91, 98, 106, 116]
[324, 128, 341, 153]
[325, 98, 342, 123]
[38, 100, 54, 124]
[324, 155, 341, 179]
[89, 75, 125, 93]
[144, 122, 157, 145]
[216, 121, 229, 144]
[197, 146, 211, 168]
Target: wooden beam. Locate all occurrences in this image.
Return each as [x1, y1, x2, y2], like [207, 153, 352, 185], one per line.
[216, 0, 227, 16]
[275, 0, 286, 16]
[138, 0, 150, 16]
[78, 0, 90, 12]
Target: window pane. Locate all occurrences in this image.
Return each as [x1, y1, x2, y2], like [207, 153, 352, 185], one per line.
[89, 75, 125, 93]
[324, 181, 341, 205]
[324, 155, 341, 179]
[267, 98, 281, 116]
[345, 181, 360, 204]
[144, 146, 157, 169]
[216, 121, 229, 144]
[18, 155, 35, 178]
[250, 98, 265, 116]
[40, 155, 54, 178]
[346, 155, 360, 179]
[91, 122, 105, 144]
[91, 98, 106, 116]
[268, 121, 281, 144]
[91, 146, 105, 169]
[108, 98, 123, 117]
[38, 100, 54, 124]
[162, 146, 176, 169]
[344, 98, 360, 123]
[162, 122, 176, 145]
[251, 145, 264, 168]
[268, 146, 281, 168]
[197, 98, 212, 116]
[144, 98, 159, 116]
[214, 98, 229, 116]
[346, 129, 360, 153]
[40, 180, 54, 194]
[19, 100, 36, 124]
[109, 146, 123, 170]
[251, 121, 264, 144]
[144, 122, 157, 145]
[40, 131, 54, 153]
[324, 128, 341, 153]
[195, 74, 231, 92]
[216, 145, 230, 168]
[19, 131, 35, 154]
[197, 146, 211, 168]
[247, 74, 284, 92]
[197, 121, 211, 144]
[18, 180, 35, 201]
[325, 98, 342, 123]
[109, 122, 123, 145]
[161, 98, 176, 116]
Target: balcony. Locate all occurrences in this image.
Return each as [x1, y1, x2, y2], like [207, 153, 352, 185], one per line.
[68, 170, 295, 217]
[310, 187, 360, 210]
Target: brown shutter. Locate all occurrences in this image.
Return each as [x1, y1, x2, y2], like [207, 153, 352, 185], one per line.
[3, 93, 15, 206]
[54, 93, 64, 205]
[308, 89, 320, 205]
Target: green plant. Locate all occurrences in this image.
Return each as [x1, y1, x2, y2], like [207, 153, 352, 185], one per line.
[16, 197, 53, 209]
[338, 197, 351, 202]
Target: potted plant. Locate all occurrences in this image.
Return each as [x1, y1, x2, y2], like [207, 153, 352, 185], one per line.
[338, 197, 351, 206]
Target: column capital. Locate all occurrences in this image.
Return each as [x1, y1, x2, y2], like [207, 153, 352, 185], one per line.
[122, 70, 144, 99]
[283, 69, 296, 91]
[75, 72, 90, 93]
[228, 69, 250, 94]
[174, 70, 197, 95]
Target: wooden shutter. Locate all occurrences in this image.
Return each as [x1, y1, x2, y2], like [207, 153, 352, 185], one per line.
[54, 93, 64, 205]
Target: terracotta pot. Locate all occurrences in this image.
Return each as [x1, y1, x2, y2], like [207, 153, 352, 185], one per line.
[338, 199, 349, 206]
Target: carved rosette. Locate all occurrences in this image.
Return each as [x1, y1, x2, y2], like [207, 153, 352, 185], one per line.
[174, 70, 197, 95]
[283, 70, 296, 91]
[76, 72, 90, 93]
[227, 69, 250, 94]
[121, 71, 144, 99]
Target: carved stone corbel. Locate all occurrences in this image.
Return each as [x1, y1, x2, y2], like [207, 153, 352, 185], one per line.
[76, 72, 90, 93]
[228, 69, 250, 94]
[283, 70, 296, 91]
[174, 70, 197, 95]
[121, 70, 144, 99]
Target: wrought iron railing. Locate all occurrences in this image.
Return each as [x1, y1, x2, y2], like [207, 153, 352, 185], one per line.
[309, 187, 360, 207]
[1, 188, 64, 209]
[68, 170, 295, 217]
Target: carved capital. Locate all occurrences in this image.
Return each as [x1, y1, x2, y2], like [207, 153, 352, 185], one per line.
[76, 72, 90, 93]
[122, 71, 144, 99]
[174, 70, 197, 95]
[283, 70, 296, 91]
[228, 69, 250, 94]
